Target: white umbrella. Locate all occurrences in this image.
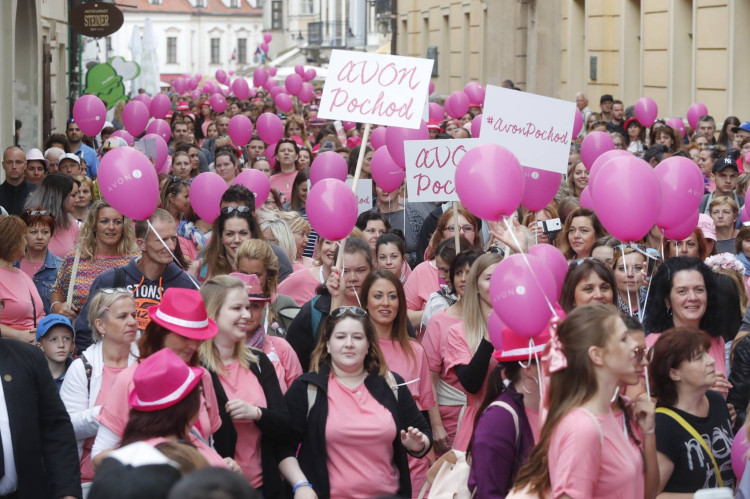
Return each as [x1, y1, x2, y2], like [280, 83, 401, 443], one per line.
[139, 18, 160, 96]
[128, 25, 143, 94]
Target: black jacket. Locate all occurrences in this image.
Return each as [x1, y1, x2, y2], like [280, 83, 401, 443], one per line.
[729, 334, 750, 429]
[280, 364, 432, 499]
[0, 339, 82, 498]
[0, 180, 36, 216]
[207, 349, 290, 498]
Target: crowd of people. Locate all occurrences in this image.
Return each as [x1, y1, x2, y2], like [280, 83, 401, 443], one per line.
[1, 83, 750, 499]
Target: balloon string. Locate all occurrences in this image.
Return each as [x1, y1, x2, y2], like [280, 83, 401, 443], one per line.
[639, 249, 658, 323]
[621, 243, 634, 317]
[644, 365, 652, 400]
[503, 216, 558, 318]
[147, 220, 201, 290]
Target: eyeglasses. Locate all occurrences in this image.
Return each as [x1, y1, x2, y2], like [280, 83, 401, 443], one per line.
[24, 209, 50, 216]
[632, 346, 654, 364]
[220, 206, 252, 215]
[330, 306, 368, 318]
[443, 225, 475, 234]
[487, 246, 506, 257]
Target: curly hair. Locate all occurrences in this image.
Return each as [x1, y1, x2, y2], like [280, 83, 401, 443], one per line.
[78, 200, 137, 259]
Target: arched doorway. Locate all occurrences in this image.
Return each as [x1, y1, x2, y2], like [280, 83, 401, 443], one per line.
[15, 0, 40, 149]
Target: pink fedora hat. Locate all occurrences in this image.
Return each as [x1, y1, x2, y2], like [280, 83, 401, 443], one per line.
[493, 326, 551, 363]
[147, 288, 218, 340]
[128, 349, 203, 411]
[229, 272, 271, 302]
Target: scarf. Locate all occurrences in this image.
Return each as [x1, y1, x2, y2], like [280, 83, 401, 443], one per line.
[178, 220, 211, 251]
[247, 325, 266, 350]
[737, 252, 750, 277]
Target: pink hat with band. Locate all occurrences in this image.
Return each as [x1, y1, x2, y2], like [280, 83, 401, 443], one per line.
[147, 288, 218, 340]
[229, 273, 271, 301]
[697, 213, 716, 241]
[128, 349, 204, 412]
[493, 326, 551, 363]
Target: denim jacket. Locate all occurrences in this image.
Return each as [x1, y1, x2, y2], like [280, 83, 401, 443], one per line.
[14, 251, 63, 315]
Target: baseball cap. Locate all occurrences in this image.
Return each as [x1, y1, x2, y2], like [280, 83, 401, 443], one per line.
[36, 314, 74, 342]
[57, 152, 81, 166]
[176, 101, 190, 111]
[600, 94, 614, 103]
[732, 121, 750, 134]
[697, 213, 716, 241]
[712, 155, 739, 173]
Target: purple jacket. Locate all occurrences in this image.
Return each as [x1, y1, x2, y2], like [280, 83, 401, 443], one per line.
[468, 385, 536, 498]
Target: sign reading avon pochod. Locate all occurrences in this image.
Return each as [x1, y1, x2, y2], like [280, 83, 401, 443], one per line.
[70, 2, 124, 38]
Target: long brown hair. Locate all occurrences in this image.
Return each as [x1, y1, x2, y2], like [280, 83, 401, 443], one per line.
[137, 322, 200, 367]
[512, 304, 622, 494]
[555, 207, 607, 260]
[427, 206, 482, 260]
[310, 312, 387, 376]
[120, 386, 201, 446]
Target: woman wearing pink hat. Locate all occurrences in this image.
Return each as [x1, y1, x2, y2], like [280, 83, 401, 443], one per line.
[468, 325, 548, 497]
[119, 348, 234, 469]
[199, 275, 291, 495]
[91, 288, 222, 463]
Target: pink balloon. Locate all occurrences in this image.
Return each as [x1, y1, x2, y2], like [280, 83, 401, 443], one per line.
[464, 82, 485, 105]
[110, 130, 134, 146]
[522, 167, 562, 211]
[215, 69, 227, 84]
[634, 97, 659, 128]
[275, 93, 293, 112]
[371, 147, 406, 193]
[370, 127, 387, 150]
[253, 67, 268, 88]
[528, 243, 568, 301]
[579, 186, 595, 210]
[307, 179, 358, 240]
[654, 156, 704, 229]
[190, 90, 200, 100]
[228, 115, 254, 147]
[445, 91, 469, 119]
[260, 42, 269, 53]
[687, 102, 708, 130]
[122, 100, 150, 137]
[384, 122, 429, 169]
[233, 169, 270, 210]
[190, 172, 229, 224]
[194, 73, 202, 81]
[265, 143, 277, 169]
[428, 81, 435, 95]
[98, 147, 159, 220]
[268, 67, 277, 77]
[310, 151, 348, 185]
[488, 311, 505, 350]
[471, 114, 483, 138]
[732, 425, 749, 482]
[490, 254, 557, 338]
[455, 144, 524, 221]
[580, 131, 615, 169]
[743, 203, 750, 224]
[588, 149, 632, 187]
[572, 109, 584, 137]
[145, 120, 171, 143]
[209, 93, 227, 113]
[295, 65, 305, 77]
[188, 77, 199, 90]
[73, 95, 107, 137]
[299, 83, 314, 103]
[666, 117, 686, 138]
[232, 78, 250, 100]
[172, 78, 186, 95]
[428, 102, 444, 122]
[263, 32, 272, 43]
[142, 133, 169, 173]
[150, 93, 171, 120]
[229, 70, 235, 76]
[133, 93, 152, 108]
[269, 86, 285, 99]
[662, 210, 700, 241]
[305, 68, 316, 81]
[591, 155, 661, 241]
[285, 73, 304, 95]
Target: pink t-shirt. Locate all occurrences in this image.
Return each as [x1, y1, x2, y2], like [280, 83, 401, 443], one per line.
[48, 219, 80, 258]
[326, 375, 400, 499]
[548, 408, 643, 499]
[220, 360, 267, 487]
[404, 261, 439, 311]
[81, 365, 127, 482]
[19, 260, 43, 278]
[525, 406, 541, 443]
[378, 338, 435, 498]
[263, 336, 303, 393]
[97, 362, 221, 443]
[270, 170, 298, 203]
[444, 323, 497, 452]
[0, 268, 44, 330]
[646, 332, 726, 378]
[277, 267, 321, 306]
[179, 234, 199, 263]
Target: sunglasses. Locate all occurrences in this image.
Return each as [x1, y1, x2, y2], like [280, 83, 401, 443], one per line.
[632, 346, 654, 364]
[101, 288, 130, 294]
[254, 156, 268, 161]
[487, 246, 506, 257]
[330, 306, 368, 318]
[24, 209, 50, 216]
[220, 206, 252, 215]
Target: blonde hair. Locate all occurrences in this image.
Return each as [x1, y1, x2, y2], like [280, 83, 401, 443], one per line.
[78, 200, 137, 259]
[235, 239, 279, 296]
[256, 211, 297, 262]
[87, 289, 136, 342]
[460, 253, 503, 354]
[199, 275, 259, 374]
[278, 210, 311, 235]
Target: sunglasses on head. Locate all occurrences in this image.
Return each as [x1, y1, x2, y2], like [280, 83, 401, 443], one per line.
[101, 288, 130, 294]
[24, 209, 50, 216]
[487, 246, 506, 257]
[330, 306, 368, 318]
[220, 206, 252, 215]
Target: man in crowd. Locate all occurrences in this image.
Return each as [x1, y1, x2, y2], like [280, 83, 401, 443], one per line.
[575, 92, 592, 137]
[600, 94, 614, 122]
[57, 153, 83, 177]
[734, 121, 750, 144]
[606, 100, 625, 136]
[65, 119, 99, 179]
[697, 115, 717, 145]
[0, 146, 36, 215]
[202, 114, 230, 162]
[699, 155, 744, 227]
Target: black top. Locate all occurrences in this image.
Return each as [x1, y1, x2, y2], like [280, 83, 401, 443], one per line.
[0, 180, 36, 216]
[280, 364, 432, 499]
[728, 334, 750, 429]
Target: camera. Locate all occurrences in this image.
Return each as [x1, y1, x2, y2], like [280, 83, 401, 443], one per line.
[536, 218, 562, 242]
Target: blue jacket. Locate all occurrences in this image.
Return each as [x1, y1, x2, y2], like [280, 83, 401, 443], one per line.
[14, 250, 63, 315]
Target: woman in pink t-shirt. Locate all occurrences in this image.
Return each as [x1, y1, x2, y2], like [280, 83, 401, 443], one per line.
[362, 270, 437, 497]
[25, 173, 81, 259]
[270, 138, 300, 203]
[199, 275, 290, 496]
[511, 304, 651, 498]
[278, 308, 432, 499]
[277, 236, 336, 306]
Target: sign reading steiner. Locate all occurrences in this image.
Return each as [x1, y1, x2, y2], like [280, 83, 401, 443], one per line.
[404, 139, 479, 202]
[318, 50, 434, 129]
[479, 85, 575, 174]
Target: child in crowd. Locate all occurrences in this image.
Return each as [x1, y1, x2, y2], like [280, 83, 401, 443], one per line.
[36, 314, 75, 389]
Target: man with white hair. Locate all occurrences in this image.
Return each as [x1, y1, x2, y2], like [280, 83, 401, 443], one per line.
[575, 92, 592, 138]
[44, 147, 65, 174]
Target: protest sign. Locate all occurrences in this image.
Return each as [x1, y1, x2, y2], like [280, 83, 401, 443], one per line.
[318, 50, 434, 129]
[345, 178, 373, 215]
[404, 139, 479, 203]
[479, 85, 575, 174]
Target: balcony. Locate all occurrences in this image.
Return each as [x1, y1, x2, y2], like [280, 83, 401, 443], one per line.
[306, 21, 347, 48]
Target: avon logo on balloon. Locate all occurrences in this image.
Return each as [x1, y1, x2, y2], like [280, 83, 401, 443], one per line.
[106, 169, 142, 192]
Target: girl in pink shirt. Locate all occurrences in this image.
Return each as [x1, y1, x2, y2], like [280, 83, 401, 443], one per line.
[199, 275, 290, 496]
[511, 304, 653, 499]
[277, 237, 336, 306]
[270, 139, 300, 203]
[362, 270, 437, 497]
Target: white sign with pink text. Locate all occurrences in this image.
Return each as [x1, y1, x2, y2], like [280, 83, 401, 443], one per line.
[404, 139, 480, 202]
[479, 85, 575, 174]
[346, 178, 373, 215]
[318, 50, 434, 129]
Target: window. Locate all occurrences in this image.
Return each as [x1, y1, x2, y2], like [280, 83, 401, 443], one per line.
[271, 1, 282, 29]
[301, 0, 314, 14]
[237, 38, 247, 63]
[167, 37, 177, 63]
[230, 0, 239, 7]
[211, 38, 220, 64]
[149, 0, 161, 4]
[195, 0, 205, 6]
